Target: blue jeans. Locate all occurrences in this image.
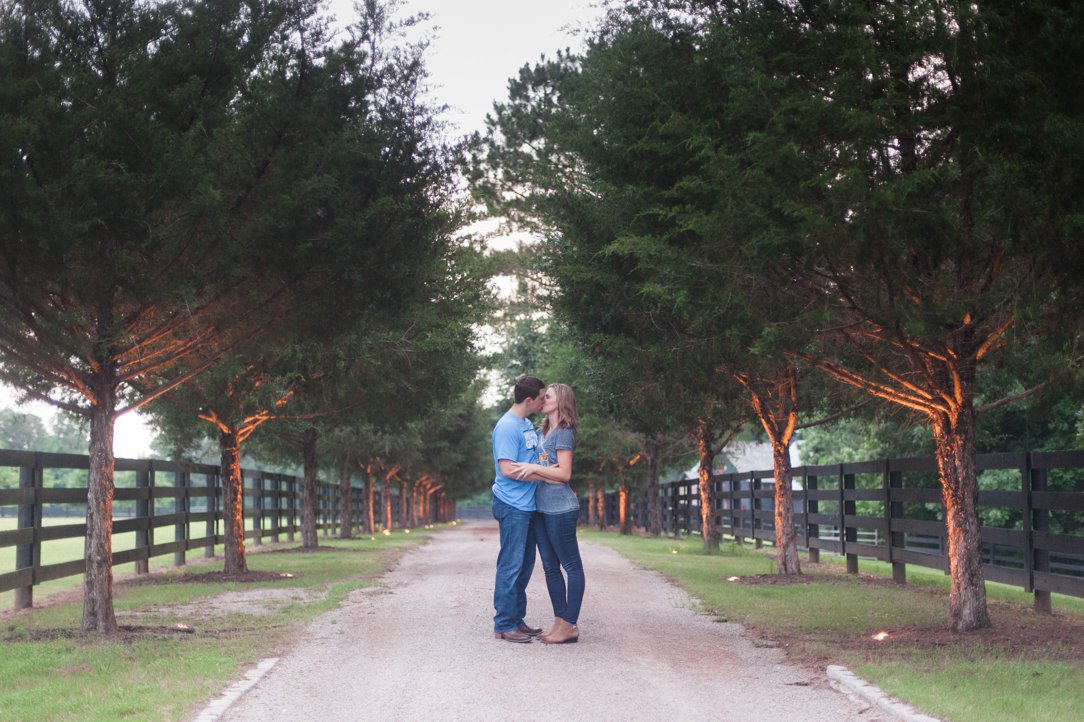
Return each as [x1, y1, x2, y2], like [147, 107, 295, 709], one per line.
[492, 496, 537, 632]
[534, 509, 585, 625]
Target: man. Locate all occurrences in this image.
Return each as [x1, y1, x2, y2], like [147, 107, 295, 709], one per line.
[491, 374, 546, 643]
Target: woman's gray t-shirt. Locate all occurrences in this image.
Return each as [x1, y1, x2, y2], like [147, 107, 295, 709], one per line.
[534, 427, 579, 514]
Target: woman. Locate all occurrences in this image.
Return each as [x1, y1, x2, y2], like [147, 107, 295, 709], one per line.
[510, 383, 583, 644]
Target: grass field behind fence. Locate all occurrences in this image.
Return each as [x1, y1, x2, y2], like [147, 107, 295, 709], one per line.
[582, 529, 1084, 722]
[0, 516, 301, 609]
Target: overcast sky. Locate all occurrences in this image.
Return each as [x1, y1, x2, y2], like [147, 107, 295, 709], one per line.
[328, 0, 604, 138]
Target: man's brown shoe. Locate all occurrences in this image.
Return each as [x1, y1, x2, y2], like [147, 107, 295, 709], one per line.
[517, 623, 543, 637]
[494, 629, 532, 643]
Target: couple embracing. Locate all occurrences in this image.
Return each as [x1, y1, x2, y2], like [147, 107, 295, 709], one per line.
[490, 375, 584, 644]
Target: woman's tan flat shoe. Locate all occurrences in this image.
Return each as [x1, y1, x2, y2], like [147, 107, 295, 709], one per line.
[540, 618, 579, 644]
[540, 619, 562, 640]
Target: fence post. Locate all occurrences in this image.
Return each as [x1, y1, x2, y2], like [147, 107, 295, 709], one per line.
[681, 481, 688, 536]
[806, 474, 819, 563]
[659, 483, 667, 533]
[750, 473, 762, 549]
[720, 477, 729, 544]
[253, 472, 263, 547]
[841, 465, 859, 574]
[135, 465, 151, 574]
[174, 469, 188, 567]
[1031, 459, 1052, 614]
[291, 477, 300, 542]
[1021, 454, 1034, 593]
[205, 471, 218, 558]
[354, 485, 362, 534]
[13, 455, 42, 610]
[711, 473, 720, 542]
[677, 482, 686, 536]
[321, 483, 329, 537]
[726, 477, 738, 546]
[886, 460, 905, 583]
[270, 475, 281, 544]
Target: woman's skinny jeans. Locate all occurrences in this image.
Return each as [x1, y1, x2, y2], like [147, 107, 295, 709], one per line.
[533, 509, 585, 625]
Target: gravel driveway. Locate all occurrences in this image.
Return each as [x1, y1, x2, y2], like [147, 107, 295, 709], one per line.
[215, 521, 883, 721]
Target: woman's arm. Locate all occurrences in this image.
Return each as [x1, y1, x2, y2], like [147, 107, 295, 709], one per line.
[509, 449, 573, 484]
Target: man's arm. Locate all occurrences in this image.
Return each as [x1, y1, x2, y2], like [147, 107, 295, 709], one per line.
[508, 449, 573, 484]
[497, 459, 524, 479]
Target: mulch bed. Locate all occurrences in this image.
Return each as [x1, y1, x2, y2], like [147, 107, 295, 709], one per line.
[732, 573, 828, 586]
[126, 570, 297, 585]
[6, 624, 202, 643]
[263, 545, 369, 554]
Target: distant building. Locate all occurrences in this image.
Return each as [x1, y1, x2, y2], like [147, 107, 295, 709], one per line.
[679, 440, 803, 480]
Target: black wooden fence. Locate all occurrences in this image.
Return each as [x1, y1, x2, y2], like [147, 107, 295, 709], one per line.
[638, 450, 1084, 611]
[0, 449, 388, 608]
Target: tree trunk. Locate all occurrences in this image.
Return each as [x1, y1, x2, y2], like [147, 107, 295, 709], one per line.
[339, 452, 353, 539]
[596, 484, 606, 530]
[364, 466, 375, 534]
[818, 334, 994, 629]
[411, 482, 420, 527]
[400, 478, 409, 529]
[220, 428, 248, 573]
[383, 473, 392, 532]
[645, 441, 662, 537]
[695, 418, 719, 552]
[741, 370, 801, 573]
[771, 441, 801, 574]
[83, 385, 118, 632]
[932, 403, 991, 631]
[618, 479, 631, 535]
[300, 427, 319, 548]
[587, 479, 597, 527]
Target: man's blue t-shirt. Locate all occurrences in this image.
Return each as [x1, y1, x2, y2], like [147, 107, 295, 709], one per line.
[492, 411, 539, 511]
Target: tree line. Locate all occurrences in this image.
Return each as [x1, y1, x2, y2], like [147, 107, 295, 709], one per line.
[474, 0, 1084, 632]
[5, 0, 1083, 639]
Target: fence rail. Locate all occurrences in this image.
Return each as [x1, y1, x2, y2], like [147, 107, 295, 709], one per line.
[0, 449, 388, 607]
[647, 450, 1084, 611]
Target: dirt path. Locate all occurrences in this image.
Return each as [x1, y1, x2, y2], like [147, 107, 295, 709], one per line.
[216, 521, 883, 721]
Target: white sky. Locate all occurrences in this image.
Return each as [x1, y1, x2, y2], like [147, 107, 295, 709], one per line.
[328, 0, 603, 138]
[2, 0, 603, 457]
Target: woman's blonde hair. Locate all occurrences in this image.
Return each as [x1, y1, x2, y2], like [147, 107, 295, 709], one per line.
[541, 383, 579, 435]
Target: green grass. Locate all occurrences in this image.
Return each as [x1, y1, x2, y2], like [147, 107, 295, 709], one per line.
[0, 526, 433, 722]
[582, 530, 1084, 722]
[860, 658, 1081, 721]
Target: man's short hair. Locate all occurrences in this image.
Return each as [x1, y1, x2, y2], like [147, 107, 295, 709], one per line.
[513, 375, 546, 404]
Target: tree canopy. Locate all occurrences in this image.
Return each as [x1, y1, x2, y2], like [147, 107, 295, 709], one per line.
[476, 0, 1084, 630]
[0, 0, 485, 630]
